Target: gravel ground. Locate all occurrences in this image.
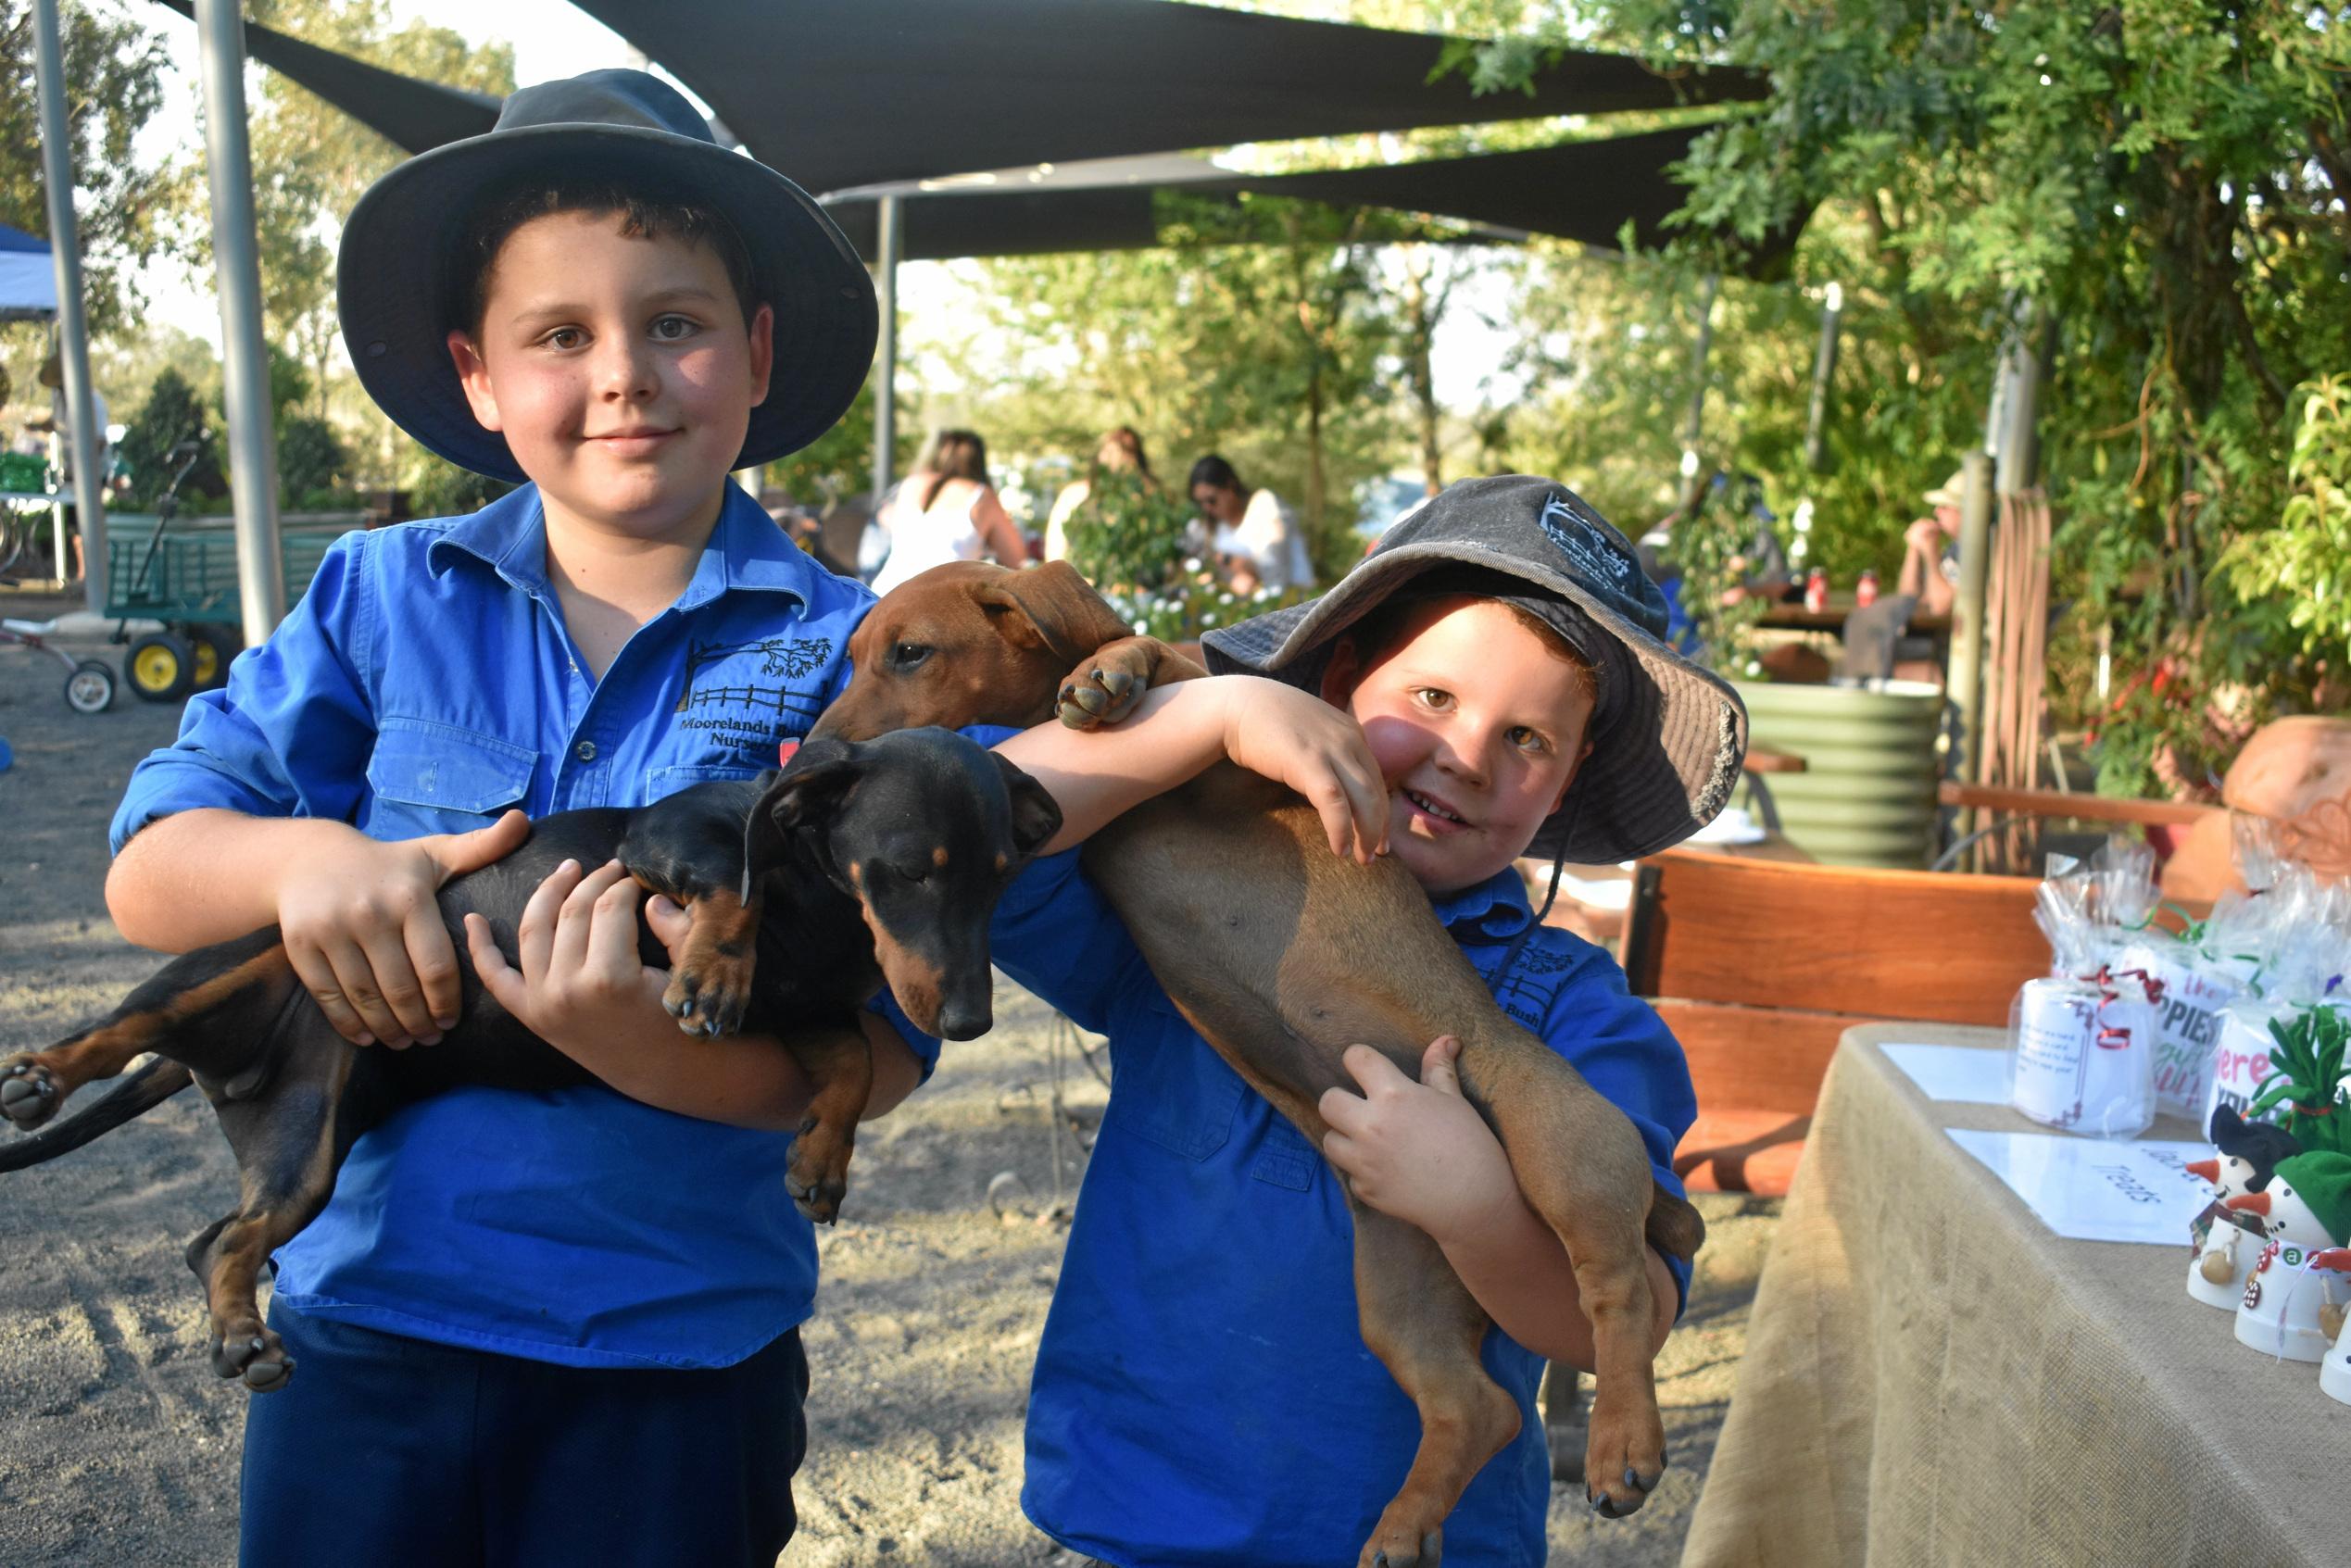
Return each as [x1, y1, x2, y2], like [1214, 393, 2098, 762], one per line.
[0, 583, 1776, 1565]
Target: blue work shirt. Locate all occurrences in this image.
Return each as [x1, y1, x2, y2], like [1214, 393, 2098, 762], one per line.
[987, 834, 1697, 1568]
[110, 481, 930, 1369]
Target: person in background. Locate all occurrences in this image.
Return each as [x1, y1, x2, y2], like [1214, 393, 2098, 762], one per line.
[1044, 425, 1158, 564]
[1190, 453, 1311, 595]
[1841, 467, 1965, 681]
[1896, 469, 1965, 618]
[869, 427, 1030, 594]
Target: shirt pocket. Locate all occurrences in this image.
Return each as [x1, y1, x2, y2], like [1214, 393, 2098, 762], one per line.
[647, 762, 772, 803]
[1110, 997, 1243, 1162]
[365, 718, 538, 837]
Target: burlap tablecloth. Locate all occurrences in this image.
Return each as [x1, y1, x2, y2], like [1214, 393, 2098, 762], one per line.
[1680, 1023, 2348, 1568]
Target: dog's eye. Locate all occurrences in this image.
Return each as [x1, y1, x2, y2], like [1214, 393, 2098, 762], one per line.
[890, 642, 932, 671]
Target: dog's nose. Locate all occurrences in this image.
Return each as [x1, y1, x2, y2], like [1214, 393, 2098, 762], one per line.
[934, 998, 992, 1040]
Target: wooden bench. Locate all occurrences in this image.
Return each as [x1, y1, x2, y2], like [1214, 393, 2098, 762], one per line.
[1622, 848, 2047, 1196]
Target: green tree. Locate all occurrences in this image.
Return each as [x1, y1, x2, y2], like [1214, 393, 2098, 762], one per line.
[117, 365, 225, 505]
[969, 193, 1403, 578]
[277, 413, 348, 505]
[0, 0, 189, 337]
[1460, 0, 2351, 796]
[233, 2, 512, 429]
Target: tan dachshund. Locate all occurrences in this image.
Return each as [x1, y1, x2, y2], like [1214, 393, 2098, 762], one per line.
[815, 559, 1704, 1563]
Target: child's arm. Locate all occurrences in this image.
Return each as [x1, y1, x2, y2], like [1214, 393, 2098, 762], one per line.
[462, 859, 924, 1130]
[992, 674, 1389, 861]
[1319, 1037, 1678, 1367]
[108, 807, 532, 1049]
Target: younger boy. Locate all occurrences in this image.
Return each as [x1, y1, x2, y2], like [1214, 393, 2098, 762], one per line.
[104, 71, 904, 1567]
[979, 475, 1746, 1565]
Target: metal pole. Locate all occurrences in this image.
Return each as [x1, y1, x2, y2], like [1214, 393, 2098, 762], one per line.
[195, 0, 284, 645]
[1947, 450, 1995, 785]
[31, 0, 107, 608]
[1803, 282, 1842, 473]
[872, 192, 900, 504]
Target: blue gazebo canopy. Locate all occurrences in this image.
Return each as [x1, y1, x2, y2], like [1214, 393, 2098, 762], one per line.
[0, 221, 57, 320]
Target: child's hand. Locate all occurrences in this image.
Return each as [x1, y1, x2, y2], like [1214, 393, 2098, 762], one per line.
[1218, 678, 1389, 863]
[463, 859, 688, 1051]
[1319, 1036, 1517, 1244]
[275, 810, 531, 1048]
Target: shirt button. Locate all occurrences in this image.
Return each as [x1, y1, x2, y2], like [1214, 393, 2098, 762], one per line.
[574, 740, 598, 762]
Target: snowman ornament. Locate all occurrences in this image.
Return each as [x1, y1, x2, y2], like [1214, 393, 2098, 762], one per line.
[2185, 1106, 2302, 1311]
[2228, 1150, 2351, 1363]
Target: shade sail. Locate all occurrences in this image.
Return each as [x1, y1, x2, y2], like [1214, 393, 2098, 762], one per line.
[820, 126, 1798, 275]
[144, 0, 1774, 268]
[566, 0, 1766, 196]
[0, 221, 57, 320]
[151, 0, 500, 154]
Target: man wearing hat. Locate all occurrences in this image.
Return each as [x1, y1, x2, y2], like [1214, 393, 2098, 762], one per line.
[980, 475, 1739, 1565]
[1898, 467, 1968, 619]
[105, 70, 911, 1566]
[1835, 466, 1966, 682]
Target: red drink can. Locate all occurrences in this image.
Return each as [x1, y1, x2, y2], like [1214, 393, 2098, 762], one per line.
[1855, 568, 1880, 608]
[1804, 568, 1829, 614]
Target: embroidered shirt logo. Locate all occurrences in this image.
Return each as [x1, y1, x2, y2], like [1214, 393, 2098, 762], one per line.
[675, 634, 835, 752]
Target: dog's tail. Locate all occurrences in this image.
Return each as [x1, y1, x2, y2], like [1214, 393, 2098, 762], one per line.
[1646, 1181, 1706, 1268]
[0, 1057, 194, 1173]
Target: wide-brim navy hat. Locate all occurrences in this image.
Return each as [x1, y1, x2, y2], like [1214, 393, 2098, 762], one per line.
[338, 69, 876, 484]
[1201, 474, 1748, 865]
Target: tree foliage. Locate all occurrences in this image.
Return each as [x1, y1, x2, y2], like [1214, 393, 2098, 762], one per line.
[967, 194, 1404, 576]
[1461, 0, 2351, 796]
[0, 0, 188, 336]
[116, 366, 224, 506]
[236, 1, 513, 428]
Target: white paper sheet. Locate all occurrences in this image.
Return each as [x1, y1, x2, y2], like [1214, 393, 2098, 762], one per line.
[1944, 1129, 2212, 1245]
[1880, 1042, 2012, 1106]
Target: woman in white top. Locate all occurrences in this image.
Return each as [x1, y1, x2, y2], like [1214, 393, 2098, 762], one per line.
[870, 428, 1030, 594]
[1188, 453, 1312, 595]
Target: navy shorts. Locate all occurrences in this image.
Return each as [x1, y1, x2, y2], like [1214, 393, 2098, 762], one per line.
[239, 1302, 807, 1568]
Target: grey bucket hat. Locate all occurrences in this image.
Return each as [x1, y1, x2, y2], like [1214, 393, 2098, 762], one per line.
[338, 69, 876, 484]
[1201, 474, 1748, 865]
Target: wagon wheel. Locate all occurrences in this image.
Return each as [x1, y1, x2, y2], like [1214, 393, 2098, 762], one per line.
[64, 659, 115, 714]
[126, 633, 195, 703]
[190, 624, 243, 690]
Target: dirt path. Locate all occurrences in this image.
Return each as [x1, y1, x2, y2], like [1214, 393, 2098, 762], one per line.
[0, 585, 1773, 1565]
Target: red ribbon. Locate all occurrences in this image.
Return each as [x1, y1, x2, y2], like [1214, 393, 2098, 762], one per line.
[2082, 965, 2164, 1050]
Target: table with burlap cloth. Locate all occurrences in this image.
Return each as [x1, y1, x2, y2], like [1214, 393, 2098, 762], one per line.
[1681, 1023, 2347, 1568]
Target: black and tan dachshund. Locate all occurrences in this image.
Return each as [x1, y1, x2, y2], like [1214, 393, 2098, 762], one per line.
[0, 727, 1060, 1393]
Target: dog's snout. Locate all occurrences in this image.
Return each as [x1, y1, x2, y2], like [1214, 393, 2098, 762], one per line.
[934, 997, 992, 1041]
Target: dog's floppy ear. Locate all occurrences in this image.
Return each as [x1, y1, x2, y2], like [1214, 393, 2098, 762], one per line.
[991, 752, 1065, 859]
[744, 738, 861, 884]
[971, 561, 1134, 665]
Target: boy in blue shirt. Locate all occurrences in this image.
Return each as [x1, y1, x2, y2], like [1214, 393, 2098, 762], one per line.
[104, 71, 910, 1567]
[973, 476, 1744, 1566]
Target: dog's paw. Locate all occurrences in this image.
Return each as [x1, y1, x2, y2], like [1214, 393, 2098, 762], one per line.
[785, 1116, 854, 1225]
[1358, 1522, 1442, 1568]
[0, 1058, 61, 1129]
[211, 1326, 294, 1392]
[1582, 1411, 1667, 1519]
[1055, 665, 1144, 731]
[662, 951, 755, 1038]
